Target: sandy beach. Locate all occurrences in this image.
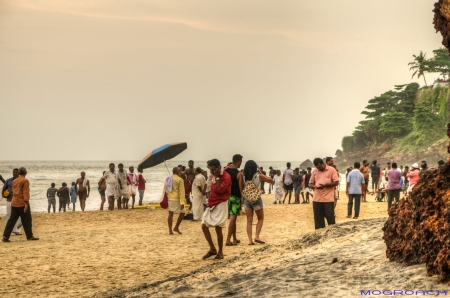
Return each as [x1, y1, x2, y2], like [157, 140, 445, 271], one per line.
[0, 192, 434, 297]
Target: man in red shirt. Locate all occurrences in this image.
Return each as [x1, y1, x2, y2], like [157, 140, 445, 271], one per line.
[137, 168, 146, 206]
[201, 159, 231, 260]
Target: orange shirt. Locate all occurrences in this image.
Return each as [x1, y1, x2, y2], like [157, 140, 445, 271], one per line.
[11, 175, 30, 207]
[310, 166, 339, 203]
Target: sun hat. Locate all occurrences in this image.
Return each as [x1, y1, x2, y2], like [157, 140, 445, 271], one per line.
[411, 163, 419, 169]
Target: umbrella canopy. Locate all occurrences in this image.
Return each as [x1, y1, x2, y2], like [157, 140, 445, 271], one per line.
[138, 142, 187, 170]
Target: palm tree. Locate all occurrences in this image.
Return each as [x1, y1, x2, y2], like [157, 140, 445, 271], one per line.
[408, 51, 428, 86]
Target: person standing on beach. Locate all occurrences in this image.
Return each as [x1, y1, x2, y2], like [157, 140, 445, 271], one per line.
[292, 168, 302, 204]
[69, 182, 77, 211]
[165, 167, 186, 235]
[310, 158, 339, 230]
[46, 182, 57, 213]
[268, 166, 275, 194]
[346, 162, 364, 219]
[282, 162, 294, 204]
[137, 168, 146, 206]
[259, 167, 266, 194]
[225, 154, 244, 246]
[369, 160, 380, 194]
[387, 162, 402, 210]
[201, 159, 231, 260]
[273, 170, 284, 204]
[243, 160, 274, 245]
[75, 172, 90, 212]
[301, 167, 313, 204]
[185, 174, 193, 212]
[359, 160, 369, 202]
[406, 163, 420, 194]
[3, 167, 39, 242]
[192, 167, 206, 221]
[185, 160, 195, 179]
[99, 163, 118, 211]
[2, 169, 22, 234]
[116, 164, 129, 210]
[98, 171, 106, 210]
[127, 166, 138, 209]
[57, 183, 70, 212]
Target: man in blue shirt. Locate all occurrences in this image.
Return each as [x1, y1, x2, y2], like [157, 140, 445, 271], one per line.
[2, 168, 22, 235]
[346, 162, 364, 219]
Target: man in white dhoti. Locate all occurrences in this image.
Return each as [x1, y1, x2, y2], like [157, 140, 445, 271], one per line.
[201, 159, 231, 260]
[192, 167, 206, 221]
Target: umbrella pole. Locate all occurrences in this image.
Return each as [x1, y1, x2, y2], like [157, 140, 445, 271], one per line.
[163, 158, 170, 175]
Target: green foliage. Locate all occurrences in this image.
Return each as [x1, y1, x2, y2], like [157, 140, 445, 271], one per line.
[427, 48, 450, 79]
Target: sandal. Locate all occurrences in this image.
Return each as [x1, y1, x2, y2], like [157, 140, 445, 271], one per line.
[202, 251, 217, 260]
[214, 254, 224, 260]
[235, 239, 241, 244]
[225, 242, 236, 246]
[353, 217, 358, 219]
[27, 237, 39, 241]
[2, 237, 11, 243]
[248, 242, 255, 245]
[254, 239, 265, 244]
[346, 216, 351, 218]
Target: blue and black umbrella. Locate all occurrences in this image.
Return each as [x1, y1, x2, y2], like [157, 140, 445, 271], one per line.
[138, 142, 187, 173]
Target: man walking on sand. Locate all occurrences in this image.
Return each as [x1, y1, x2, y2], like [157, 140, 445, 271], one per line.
[99, 163, 118, 211]
[201, 159, 231, 260]
[2, 168, 22, 235]
[225, 154, 244, 246]
[76, 172, 90, 212]
[2, 167, 39, 242]
[310, 158, 339, 230]
[346, 162, 364, 219]
[359, 160, 369, 202]
[137, 168, 146, 206]
[282, 162, 294, 204]
[369, 160, 380, 194]
[127, 166, 139, 209]
[268, 166, 275, 194]
[165, 167, 186, 234]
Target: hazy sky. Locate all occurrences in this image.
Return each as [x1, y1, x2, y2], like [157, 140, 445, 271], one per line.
[0, 0, 443, 162]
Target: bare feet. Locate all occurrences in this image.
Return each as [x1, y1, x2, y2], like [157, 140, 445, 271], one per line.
[173, 229, 182, 234]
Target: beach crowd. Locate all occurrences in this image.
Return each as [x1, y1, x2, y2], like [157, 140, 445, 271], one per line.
[0, 157, 442, 259]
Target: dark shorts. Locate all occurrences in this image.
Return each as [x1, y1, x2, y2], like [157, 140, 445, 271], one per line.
[372, 177, 380, 185]
[98, 189, 105, 196]
[228, 195, 241, 216]
[79, 190, 87, 201]
[284, 183, 293, 191]
[294, 185, 301, 195]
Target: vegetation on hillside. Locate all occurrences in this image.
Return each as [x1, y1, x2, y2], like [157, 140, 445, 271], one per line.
[342, 48, 450, 154]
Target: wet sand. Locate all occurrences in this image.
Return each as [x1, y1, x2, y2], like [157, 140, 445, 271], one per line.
[0, 192, 404, 297]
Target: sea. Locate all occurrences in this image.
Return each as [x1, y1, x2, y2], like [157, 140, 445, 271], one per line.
[0, 160, 346, 215]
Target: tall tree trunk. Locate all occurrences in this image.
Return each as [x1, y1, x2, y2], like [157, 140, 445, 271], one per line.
[423, 74, 427, 86]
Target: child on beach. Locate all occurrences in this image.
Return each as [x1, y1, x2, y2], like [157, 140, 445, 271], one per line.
[70, 182, 77, 212]
[273, 170, 284, 204]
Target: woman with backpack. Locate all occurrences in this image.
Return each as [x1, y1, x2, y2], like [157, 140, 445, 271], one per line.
[242, 160, 274, 245]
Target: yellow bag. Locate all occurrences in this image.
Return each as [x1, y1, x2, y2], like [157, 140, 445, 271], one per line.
[2, 189, 10, 198]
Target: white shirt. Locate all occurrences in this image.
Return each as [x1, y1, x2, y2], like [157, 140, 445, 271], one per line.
[283, 169, 293, 184]
[274, 175, 283, 188]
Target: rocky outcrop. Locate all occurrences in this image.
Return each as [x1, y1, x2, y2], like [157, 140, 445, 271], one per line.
[382, 164, 450, 283]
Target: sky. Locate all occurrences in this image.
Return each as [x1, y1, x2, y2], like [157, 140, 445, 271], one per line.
[0, 0, 444, 162]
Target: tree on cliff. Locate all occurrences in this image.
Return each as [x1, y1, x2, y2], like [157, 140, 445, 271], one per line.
[427, 48, 450, 80]
[408, 51, 429, 86]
